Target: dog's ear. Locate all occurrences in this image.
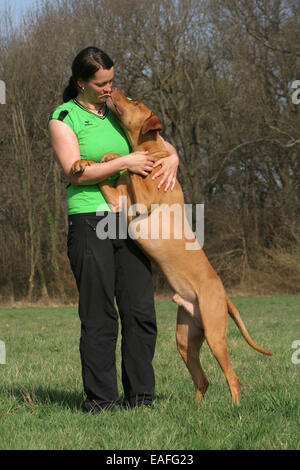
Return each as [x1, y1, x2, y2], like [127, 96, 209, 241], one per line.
[141, 112, 162, 135]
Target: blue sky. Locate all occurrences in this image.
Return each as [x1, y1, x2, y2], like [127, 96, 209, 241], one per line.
[0, 0, 42, 24]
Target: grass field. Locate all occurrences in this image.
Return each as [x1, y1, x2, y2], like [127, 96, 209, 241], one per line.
[0, 295, 299, 450]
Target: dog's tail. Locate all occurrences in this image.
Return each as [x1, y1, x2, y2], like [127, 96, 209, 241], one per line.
[226, 296, 272, 356]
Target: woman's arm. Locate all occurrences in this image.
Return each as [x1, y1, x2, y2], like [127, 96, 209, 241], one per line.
[48, 119, 154, 185]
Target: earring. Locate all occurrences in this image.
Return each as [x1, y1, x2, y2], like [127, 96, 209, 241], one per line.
[81, 86, 85, 91]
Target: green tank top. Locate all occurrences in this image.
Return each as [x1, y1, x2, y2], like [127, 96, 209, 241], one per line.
[47, 99, 131, 214]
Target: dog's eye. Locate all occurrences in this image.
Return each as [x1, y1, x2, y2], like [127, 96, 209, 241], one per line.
[132, 101, 139, 106]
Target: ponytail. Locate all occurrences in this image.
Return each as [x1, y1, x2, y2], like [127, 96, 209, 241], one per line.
[63, 76, 78, 102]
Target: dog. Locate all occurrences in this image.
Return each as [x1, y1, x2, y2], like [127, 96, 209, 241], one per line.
[71, 88, 272, 405]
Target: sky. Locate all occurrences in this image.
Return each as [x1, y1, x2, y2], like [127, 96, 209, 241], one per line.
[0, 0, 42, 25]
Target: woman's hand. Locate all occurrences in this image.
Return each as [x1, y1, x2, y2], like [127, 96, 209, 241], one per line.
[152, 153, 179, 191]
[125, 151, 155, 176]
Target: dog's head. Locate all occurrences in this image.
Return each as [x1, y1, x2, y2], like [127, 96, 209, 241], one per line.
[106, 88, 162, 142]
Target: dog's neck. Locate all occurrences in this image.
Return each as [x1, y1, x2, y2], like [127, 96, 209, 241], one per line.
[131, 130, 170, 160]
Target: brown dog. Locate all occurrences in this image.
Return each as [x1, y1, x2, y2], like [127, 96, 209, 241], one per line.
[72, 88, 271, 405]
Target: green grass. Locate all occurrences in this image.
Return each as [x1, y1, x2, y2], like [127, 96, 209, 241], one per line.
[0, 295, 299, 450]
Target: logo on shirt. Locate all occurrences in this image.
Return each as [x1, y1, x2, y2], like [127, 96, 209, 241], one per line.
[84, 120, 93, 126]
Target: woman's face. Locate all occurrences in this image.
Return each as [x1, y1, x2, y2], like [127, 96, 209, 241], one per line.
[78, 67, 114, 103]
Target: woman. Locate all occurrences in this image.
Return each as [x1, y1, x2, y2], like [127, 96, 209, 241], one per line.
[48, 46, 179, 413]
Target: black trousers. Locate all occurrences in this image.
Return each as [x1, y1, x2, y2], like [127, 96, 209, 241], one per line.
[67, 212, 157, 408]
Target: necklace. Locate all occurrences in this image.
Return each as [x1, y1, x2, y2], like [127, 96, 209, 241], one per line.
[76, 99, 106, 116]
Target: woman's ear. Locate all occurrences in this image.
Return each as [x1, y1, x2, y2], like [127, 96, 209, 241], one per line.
[76, 78, 84, 90]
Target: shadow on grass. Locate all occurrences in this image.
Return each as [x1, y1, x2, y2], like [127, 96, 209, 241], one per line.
[1, 386, 178, 413]
[1, 385, 84, 412]
[1, 385, 189, 415]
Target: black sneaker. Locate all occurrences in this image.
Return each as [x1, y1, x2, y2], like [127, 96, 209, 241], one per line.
[82, 398, 122, 414]
[123, 396, 153, 409]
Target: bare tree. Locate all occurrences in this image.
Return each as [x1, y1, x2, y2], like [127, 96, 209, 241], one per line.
[0, 0, 299, 303]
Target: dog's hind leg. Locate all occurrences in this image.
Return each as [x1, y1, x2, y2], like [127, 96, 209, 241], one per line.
[175, 300, 209, 402]
[205, 329, 239, 405]
[198, 281, 239, 405]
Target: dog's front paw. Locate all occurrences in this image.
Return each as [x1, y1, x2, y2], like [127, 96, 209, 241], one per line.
[101, 153, 121, 163]
[71, 159, 94, 174]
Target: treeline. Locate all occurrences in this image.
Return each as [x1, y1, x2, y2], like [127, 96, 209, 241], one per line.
[0, 0, 299, 303]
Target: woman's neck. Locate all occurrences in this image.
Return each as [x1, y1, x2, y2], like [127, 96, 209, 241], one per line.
[76, 94, 106, 116]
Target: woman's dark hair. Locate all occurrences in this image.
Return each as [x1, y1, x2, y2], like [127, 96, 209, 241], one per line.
[62, 47, 114, 102]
